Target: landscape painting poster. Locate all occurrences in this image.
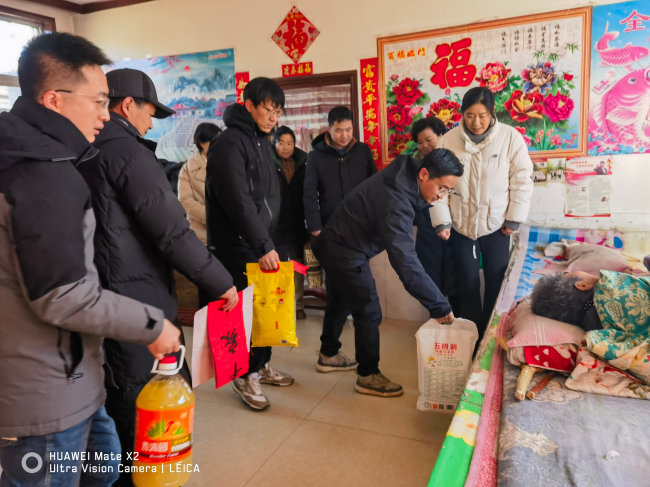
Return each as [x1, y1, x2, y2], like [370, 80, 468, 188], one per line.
[108, 49, 236, 162]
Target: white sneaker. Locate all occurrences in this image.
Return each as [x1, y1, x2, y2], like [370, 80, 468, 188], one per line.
[232, 375, 270, 410]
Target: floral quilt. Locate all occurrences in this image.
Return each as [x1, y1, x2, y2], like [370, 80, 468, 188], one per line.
[587, 271, 650, 385]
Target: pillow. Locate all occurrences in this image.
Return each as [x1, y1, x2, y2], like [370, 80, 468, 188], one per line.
[505, 298, 586, 348]
[534, 243, 630, 277]
[523, 344, 578, 372]
[505, 344, 577, 373]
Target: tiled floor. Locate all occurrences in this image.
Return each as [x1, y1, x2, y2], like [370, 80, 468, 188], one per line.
[183, 315, 452, 487]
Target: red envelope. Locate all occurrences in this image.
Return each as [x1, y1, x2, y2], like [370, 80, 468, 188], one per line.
[291, 260, 308, 275]
[207, 297, 249, 388]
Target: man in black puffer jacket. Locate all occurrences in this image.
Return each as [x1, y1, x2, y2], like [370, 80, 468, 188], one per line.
[303, 106, 377, 237]
[76, 68, 237, 486]
[313, 151, 463, 397]
[206, 78, 294, 411]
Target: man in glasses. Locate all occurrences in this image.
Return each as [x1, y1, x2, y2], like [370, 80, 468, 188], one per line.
[312, 149, 463, 397]
[205, 77, 294, 410]
[76, 68, 237, 485]
[0, 33, 182, 486]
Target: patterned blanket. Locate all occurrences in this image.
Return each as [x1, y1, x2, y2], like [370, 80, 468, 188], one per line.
[428, 226, 645, 487]
[588, 271, 650, 385]
[498, 360, 650, 487]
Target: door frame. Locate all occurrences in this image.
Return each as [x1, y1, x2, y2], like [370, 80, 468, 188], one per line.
[273, 70, 360, 142]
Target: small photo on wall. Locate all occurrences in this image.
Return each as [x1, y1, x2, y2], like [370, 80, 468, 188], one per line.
[531, 159, 548, 186]
[546, 158, 566, 183]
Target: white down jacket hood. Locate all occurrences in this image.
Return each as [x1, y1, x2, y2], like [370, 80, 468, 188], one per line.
[431, 120, 533, 240]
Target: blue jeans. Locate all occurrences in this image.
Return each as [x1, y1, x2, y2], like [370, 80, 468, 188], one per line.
[0, 406, 121, 487]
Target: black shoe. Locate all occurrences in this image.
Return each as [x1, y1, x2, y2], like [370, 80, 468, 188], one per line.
[296, 310, 307, 320]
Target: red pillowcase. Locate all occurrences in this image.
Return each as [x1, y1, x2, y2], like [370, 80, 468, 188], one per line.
[524, 345, 578, 372]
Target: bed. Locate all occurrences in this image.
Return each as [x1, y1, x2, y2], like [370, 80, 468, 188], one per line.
[428, 226, 650, 487]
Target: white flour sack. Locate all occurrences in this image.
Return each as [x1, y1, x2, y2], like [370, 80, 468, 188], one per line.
[416, 318, 478, 413]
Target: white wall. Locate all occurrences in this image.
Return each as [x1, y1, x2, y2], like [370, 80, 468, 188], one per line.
[71, 0, 650, 321]
[72, 0, 649, 226]
[2, 0, 75, 33]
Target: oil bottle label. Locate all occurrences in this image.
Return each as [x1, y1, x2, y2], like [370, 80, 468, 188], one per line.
[134, 406, 194, 462]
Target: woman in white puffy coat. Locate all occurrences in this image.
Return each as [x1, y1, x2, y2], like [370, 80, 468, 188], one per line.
[179, 122, 222, 245]
[432, 87, 533, 334]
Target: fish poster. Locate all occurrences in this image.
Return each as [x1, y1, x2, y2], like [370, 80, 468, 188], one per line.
[589, 1, 650, 156]
[377, 8, 591, 165]
[107, 49, 236, 162]
[565, 156, 613, 217]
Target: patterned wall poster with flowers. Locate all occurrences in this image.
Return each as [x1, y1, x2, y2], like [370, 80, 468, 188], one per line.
[377, 8, 591, 165]
[360, 58, 382, 169]
[589, 1, 650, 156]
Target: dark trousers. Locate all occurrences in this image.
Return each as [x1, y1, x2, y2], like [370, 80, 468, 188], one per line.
[320, 260, 382, 377]
[450, 228, 510, 336]
[415, 210, 460, 314]
[198, 288, 211, 309]
[213, 246, 272, 375]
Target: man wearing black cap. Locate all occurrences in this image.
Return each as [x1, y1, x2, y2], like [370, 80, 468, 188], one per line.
[76, 67, 237, 486]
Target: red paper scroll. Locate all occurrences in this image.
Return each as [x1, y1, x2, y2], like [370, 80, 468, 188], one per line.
[360, 58, 382, 169]
[235, 72, 249, 105]
[207, 297, 249, 388]
[282, 61, 313, 77]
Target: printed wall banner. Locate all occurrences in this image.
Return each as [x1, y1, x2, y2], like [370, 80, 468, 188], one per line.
[589, 1, 650, 156]
[272, 6, 320, 63]
[235, 72, 249, 105]
[282, 62, 314, 77]
[360, 58, 382, 169]
[377, 8, 591, 165]
[107, 49, 236, 162]
[565, 155, 612, 217]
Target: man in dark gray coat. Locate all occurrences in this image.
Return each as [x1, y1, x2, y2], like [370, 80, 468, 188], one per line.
[0, 33, 180, 487]
[77, 68, 237, 485]
[313, 149, 463, 396]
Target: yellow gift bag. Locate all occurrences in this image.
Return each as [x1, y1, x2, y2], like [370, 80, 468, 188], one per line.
[246, 262, 299, 347]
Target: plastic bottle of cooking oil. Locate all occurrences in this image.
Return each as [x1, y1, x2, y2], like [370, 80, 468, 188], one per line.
[133, 346, 195, 487]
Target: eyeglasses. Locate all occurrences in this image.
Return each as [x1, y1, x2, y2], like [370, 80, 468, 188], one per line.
[55, 90, 110, 109]
[258, 104, 283, 119]
[434, 180, 455, 197]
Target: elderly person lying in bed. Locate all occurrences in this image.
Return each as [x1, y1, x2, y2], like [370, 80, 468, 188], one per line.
[531, 267, 650, 385]
[530, 242, 650, 330]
